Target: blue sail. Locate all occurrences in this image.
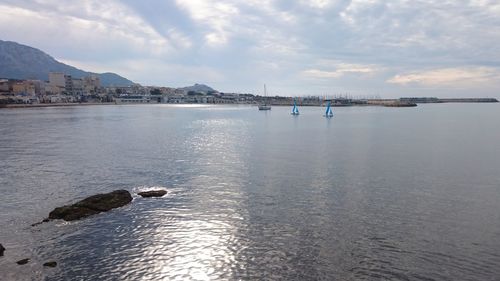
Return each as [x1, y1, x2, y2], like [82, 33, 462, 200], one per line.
[324, 101, 333, 117]
[291, 99, 299, 115]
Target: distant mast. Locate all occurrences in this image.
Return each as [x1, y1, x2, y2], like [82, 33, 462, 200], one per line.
[258, 84, 271, 110]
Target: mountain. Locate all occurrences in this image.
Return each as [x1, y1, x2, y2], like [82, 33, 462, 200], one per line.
[180, 83, 216, 93]
[0, 40, 134, 86]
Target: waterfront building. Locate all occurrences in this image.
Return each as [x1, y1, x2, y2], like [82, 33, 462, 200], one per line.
[49, 72, 65, 87]
[48, 72, 66, 94]
[12, 81, 38, 95]
[115, 95, 151, 103]
[83, 75, 101, 95]
[0, 79, 10, 93]
[70, 78, 84, 96]
[64, 75, 73, 94]
[12, 82, 27, 94]
[49, 94, 75, 103]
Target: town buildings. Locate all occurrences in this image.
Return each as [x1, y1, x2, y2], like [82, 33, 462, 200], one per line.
[1, 71, 321, 106]
[0, 72, 109, 104]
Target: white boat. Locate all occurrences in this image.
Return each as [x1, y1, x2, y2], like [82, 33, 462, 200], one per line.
[258, 84, 271, 110]
[324, 101, 333, 117]
[291, 98, 299, 115]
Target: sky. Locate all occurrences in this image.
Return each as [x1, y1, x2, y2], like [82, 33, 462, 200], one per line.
[1, 0, 500, 97]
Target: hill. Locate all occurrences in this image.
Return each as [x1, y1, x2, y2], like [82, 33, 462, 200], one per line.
[180, 83, 216, 93]
[0, 40, 134, 86]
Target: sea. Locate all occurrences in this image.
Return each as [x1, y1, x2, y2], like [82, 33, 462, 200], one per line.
[0, 103, 499, 280]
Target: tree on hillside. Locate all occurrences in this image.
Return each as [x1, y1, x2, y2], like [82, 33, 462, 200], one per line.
[187, 91, 203, 96]
[150, 88, 161, 95]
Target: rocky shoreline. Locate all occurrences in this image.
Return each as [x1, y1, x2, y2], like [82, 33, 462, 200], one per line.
[48, 189, 133, 221]
[3, 188, 168, 268]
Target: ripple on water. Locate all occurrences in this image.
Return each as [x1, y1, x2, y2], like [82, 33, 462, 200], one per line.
[1, 105, 500, 280]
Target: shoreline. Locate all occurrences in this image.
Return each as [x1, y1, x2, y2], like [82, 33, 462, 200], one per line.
[0, 102, 116, 109]
[1, 99, 498, 109]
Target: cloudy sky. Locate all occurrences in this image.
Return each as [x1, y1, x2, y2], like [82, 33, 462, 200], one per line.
[1, 0, 500, 97]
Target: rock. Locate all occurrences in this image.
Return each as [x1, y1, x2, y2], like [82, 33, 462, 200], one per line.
[43, 261, 57, 267]
[49, 190, 132, 221]
[16, 258, 30, 265]
[0, 243, 5, 256]
[138, 190, 167, 198]
[49, 206, 100, 221]
[31, 218, 51, 227]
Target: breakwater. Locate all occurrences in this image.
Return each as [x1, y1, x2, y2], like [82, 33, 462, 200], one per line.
[400, 97, 498, 103]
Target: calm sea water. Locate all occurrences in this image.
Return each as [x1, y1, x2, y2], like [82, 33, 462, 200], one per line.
[0, 104, 499, 281]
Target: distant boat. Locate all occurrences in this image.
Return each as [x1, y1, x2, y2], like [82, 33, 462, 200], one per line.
[291, 98, 299, 115]
[258, 84, 271, 110]
[324, 101, 333, 117]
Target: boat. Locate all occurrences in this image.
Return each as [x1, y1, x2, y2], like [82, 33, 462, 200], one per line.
[258, 84, 271, 110]
[291, 98, 299, 115]
[324, 101, 333, 117]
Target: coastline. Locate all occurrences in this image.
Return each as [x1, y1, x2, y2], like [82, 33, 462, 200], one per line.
[1, 98, 498, 109]
[0, 102, 116, 109]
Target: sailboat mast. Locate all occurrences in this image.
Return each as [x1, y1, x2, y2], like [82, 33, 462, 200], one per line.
[258, 83, 271, 110]
[264, 84, 267, 105]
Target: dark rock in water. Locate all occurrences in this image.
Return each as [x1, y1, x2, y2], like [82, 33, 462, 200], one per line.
[16, 258, 30, 265]
[138, 190, 167, 198]
[43, 261, 57, 267]
[49, 205, 100, 221]
[31, 218, 51, 227]
[49, 190, 132, 221]
[0, 243, 5, 256]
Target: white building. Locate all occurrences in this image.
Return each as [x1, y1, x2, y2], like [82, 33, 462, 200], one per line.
[48, 72, 66, 94]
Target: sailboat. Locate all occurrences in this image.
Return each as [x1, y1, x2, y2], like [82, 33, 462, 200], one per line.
[291, 98, 299, 115]
[324, 101, 333, 117]
[258, 84, 271, 110]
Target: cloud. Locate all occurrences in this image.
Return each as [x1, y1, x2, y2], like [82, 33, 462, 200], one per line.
[174, 0, 299, 48]
[1, 0, 500, 96]
[387, 67, 500, 86]
[175, 0, 239, 47]
[302, 69, 343, 79]
[61, 58, 225, 87]
[301, 0, 335, 9]
[302, 61, 381, 79]
[0, 1, 174, 58]
[340, 0, 380, 25]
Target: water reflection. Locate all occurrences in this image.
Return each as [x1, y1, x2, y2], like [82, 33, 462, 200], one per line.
[163, 117, 251, 279]
[1, 105, 500, 280]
